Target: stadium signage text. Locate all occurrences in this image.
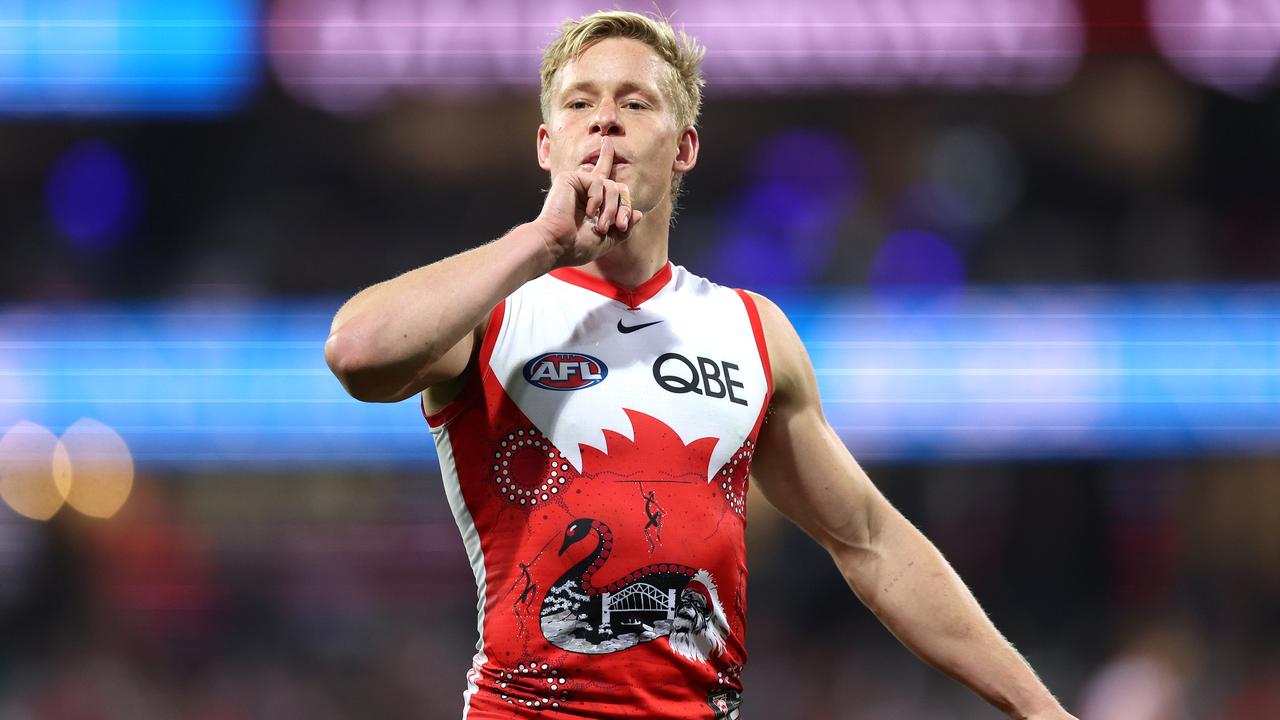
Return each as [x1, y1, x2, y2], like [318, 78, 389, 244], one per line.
[267, 0, 1085, 113]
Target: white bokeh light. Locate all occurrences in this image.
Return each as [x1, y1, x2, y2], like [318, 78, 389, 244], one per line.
[1150, 0, 1280, 97]
[267, 0, 1086, 113]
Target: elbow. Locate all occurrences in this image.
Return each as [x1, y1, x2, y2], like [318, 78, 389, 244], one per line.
[824, 506, 880, 560]
[324, 326, 361, 383]
[325, 329, 407, 403]
[826, 536, 881, 583]
[822, 506, 886, 580]
[325, 331, 372, 400]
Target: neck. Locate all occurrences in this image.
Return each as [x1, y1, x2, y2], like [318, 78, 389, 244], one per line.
[578, 195, 671, 289]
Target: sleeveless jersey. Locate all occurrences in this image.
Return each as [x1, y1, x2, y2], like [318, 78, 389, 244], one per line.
[424, 262, 772, 720]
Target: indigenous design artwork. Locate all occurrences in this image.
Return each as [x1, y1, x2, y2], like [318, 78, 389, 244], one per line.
[540, 517, 731, 663]
[492, 657, 572, 712]
[490, 427, 577, 512]
[426, 265, 771, 717]
[641, 488, 664, 552]
[716, 440, 754, 518]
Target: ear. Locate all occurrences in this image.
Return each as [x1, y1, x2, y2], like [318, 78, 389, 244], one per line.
[537, 124, 552, 172]
[673, 126, 699, 176]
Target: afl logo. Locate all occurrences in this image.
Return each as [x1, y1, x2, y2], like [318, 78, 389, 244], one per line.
[523, 352, 608, 391]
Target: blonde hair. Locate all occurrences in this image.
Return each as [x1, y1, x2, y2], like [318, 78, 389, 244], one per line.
[539, 10, 707, 206]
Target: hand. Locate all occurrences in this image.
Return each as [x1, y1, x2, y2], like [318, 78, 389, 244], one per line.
[532, 136, 645, 269]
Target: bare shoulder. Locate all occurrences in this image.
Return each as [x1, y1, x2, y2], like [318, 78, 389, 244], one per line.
[741, 290, 816, 408]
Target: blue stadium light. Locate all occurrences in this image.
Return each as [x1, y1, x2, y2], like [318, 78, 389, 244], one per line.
[868, 230, 965, 288]
[0, 287, 1276, 468]
[0, 0, 259, 115]
[709, 130, 860, 289]
[45, 140, 143, 249]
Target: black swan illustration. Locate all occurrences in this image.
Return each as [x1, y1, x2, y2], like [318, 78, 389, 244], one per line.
[540, 518, 730, 663]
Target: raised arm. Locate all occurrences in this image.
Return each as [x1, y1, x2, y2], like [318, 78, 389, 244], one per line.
[324, 136, 643, 403]
[746, 292, 1076, 720]
[324, 224, 545, 404]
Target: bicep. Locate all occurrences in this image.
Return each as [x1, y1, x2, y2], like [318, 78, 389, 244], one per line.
[751, 392, 884, 560]
[326, 289, 484, 404]
[329, 315, 482, 405]
[746, 291, 890, 559]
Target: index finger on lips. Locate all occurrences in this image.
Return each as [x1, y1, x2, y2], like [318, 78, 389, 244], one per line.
[592, 136, 614, 178]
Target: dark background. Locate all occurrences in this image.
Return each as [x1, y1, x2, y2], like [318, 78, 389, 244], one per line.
[2, 1, 1279, 718]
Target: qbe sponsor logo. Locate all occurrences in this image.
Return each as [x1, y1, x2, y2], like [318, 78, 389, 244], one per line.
[523, 352, 608, 391]
[652, 353, 748, 406]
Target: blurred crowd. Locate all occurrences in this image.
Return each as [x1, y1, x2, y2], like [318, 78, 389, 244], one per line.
[3, 456, 1279, 718]
[2, 57, 1278, 301]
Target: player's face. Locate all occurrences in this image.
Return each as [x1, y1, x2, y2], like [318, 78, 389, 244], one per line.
[537, 38, 698, 214]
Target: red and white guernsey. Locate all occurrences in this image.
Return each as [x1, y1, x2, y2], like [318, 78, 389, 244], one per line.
[424, 262, 772, 720]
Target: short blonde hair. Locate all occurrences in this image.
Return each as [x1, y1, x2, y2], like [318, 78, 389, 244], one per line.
[540, 9, 706, 132]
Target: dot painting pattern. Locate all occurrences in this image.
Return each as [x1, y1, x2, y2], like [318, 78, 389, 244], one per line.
[492, 427, 574, 509]
[497, 661, 571, 711]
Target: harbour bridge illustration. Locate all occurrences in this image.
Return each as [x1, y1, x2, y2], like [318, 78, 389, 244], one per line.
[600, 583, 676, 627]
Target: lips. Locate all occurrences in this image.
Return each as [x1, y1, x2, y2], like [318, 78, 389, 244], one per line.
[580, 150, 629, 166]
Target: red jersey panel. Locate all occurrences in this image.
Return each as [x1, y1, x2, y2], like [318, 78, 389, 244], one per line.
[425, 263, 771, 719]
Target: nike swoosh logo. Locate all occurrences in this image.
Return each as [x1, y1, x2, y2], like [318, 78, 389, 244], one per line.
[617, 319, 664, 334]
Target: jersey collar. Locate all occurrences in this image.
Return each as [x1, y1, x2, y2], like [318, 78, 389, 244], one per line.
[549, 261, 673, 310]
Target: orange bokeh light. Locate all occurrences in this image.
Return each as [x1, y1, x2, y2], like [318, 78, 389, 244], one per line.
[55, 418, 135, 519]
[0, 420, 66, 521]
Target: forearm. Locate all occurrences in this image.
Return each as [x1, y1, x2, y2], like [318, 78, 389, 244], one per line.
[325, 222, 554, 399]
[748, 295, 1072, 719]
[834, 511, 1063, 718]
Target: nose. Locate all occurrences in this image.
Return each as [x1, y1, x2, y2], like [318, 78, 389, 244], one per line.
[590, 99, 622, 137]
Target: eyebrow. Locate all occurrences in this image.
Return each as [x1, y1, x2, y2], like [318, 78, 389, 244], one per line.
[559, 80, 661, 102]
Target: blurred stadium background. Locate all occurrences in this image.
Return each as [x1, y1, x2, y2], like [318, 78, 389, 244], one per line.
[2, 0, 1279, 717]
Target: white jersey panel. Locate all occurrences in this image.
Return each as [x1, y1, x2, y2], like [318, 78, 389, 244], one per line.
[430, 424, 488, 717]
[485, 264, 767, 482]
